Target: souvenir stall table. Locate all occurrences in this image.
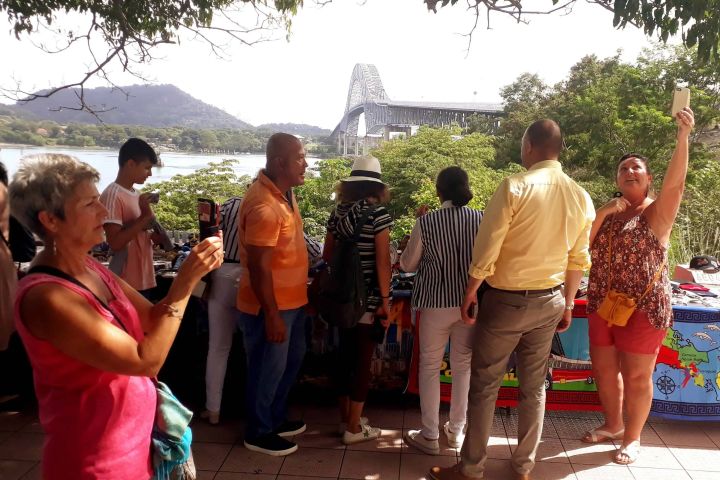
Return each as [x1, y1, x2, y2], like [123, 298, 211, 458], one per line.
[406, 296, 720, 421]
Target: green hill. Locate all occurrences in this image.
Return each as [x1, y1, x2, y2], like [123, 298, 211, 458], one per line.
[9, 84, 254, 130]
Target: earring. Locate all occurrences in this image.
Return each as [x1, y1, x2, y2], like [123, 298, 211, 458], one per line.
[52, 241, 57, 256]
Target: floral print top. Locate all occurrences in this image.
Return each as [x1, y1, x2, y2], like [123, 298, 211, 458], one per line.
[587, 214, 672, 329]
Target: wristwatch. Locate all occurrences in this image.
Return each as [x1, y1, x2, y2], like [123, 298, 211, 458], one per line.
[565, 303, 575, 311]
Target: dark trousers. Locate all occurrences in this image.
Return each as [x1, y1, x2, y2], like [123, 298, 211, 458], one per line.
[334, 324, 377, 403]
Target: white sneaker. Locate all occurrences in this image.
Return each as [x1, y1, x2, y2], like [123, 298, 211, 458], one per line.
[342, 423, 381, 445]
[443, 421, 465, 448]
[201, 409, 220, 425]
[404, 429, 440, 455]
[338, 416, 368, 435]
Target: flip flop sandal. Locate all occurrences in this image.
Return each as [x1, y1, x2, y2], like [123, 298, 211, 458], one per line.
[614, 440, 641, 465]
[581, 427, 625, 443]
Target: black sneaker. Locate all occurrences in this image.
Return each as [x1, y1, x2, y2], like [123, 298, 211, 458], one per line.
[275, 420, 307, 438]
[244, 434, 298, 456]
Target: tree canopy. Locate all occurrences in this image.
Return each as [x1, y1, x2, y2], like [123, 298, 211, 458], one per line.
[427, 1, 720, 62]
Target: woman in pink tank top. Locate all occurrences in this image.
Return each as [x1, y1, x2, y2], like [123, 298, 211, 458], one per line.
[9, 154, 223, 480]
[580, 109, 695, 465]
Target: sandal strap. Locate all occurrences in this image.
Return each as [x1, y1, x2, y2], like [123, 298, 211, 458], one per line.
[585, 427, 625, 442]
[615, 441, 641, 464]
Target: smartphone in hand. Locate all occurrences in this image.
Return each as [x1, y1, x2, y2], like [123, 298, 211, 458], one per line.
[197, 198, 220, 240]
[671, 87, 690, 118]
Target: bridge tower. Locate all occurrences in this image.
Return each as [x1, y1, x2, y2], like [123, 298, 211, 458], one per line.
[331, 64, 504, 155]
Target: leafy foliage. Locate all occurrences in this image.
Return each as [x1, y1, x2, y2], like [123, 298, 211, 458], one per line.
[669, 161, 720, 266]
[296, 157, 352, 238]
[0, 115, 268, 152]
[489, 44, 720, 266]
[142, 159, 251, 231]
[298, 127, 518, 241]
[427, 1, 720, 62]
[493, 45, 720, 208]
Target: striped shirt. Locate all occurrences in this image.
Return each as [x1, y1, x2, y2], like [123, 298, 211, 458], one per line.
[220, 197, 242, 262]
[304, 233, 323, 267]
[327, 199, 393, 312]
[400, 201, 483, 309]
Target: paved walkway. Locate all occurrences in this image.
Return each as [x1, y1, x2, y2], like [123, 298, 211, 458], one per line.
[2, 402, 720, 480]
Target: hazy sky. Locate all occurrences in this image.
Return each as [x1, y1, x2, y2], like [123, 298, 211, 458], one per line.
[1, 0, 670, 129]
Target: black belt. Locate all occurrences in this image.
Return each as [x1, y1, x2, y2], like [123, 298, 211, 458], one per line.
[488, 284, 563, 296]
[224, 259, 240, 264]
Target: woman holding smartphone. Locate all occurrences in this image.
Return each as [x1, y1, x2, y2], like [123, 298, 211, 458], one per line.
[10, 154, 223, 479]
[323, 156, 392, 445]
[582, 107, 694, 464]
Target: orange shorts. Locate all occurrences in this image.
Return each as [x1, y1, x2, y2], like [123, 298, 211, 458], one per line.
[588, 309, 667, 355]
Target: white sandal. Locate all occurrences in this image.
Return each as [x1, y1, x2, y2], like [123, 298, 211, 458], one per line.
[581, 427, 624, 443]
[614, 440, 641, 465]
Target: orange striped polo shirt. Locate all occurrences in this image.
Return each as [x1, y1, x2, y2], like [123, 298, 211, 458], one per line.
[236, 170, 309, 314]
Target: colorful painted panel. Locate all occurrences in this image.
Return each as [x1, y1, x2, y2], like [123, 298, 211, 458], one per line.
[651, 305, 720, 420]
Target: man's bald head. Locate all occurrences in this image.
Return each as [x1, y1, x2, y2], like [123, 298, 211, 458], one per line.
[521, 119, 563, 167]
[264, 132, 307, 190]
[266, 132, 301, 166]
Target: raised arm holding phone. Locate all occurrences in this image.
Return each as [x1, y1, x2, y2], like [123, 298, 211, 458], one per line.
[582, 105, 695, 465]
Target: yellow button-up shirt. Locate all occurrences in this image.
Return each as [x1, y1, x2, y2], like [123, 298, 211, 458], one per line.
[469, 160, 595, 290]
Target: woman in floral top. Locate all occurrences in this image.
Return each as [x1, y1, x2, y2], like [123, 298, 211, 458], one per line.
[581, 108, 695, 465]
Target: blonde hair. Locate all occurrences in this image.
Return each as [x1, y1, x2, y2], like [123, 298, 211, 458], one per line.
[9, 154, 100, 238]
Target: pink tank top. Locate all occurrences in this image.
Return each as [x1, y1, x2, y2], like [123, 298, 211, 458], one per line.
[14, 256, 156, 480]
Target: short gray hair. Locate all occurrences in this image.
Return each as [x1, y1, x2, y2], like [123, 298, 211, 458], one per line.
[9, 154, 100, 238]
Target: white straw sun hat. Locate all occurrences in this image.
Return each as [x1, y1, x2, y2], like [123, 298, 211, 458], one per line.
[343, 156, 384, 184]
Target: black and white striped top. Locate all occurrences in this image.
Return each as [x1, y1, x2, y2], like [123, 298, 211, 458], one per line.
[327, 199, 393, 312]
[220, 197, 242, 262]
[407, 205, 483, 309]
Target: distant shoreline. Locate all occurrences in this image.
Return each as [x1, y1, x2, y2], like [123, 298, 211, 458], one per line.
[0, 142, 114, 151]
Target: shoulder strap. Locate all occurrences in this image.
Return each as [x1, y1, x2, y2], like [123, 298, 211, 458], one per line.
[351, 205, 379, 242]
[638, 255, 667, 303]
[606, 214, 616, 290]
[27, 265, 129, 333]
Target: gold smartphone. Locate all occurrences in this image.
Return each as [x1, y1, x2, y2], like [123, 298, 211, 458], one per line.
[671, 87, 690, 117]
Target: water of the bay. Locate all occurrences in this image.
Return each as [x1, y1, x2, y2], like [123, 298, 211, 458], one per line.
[0, 145, 319, 191]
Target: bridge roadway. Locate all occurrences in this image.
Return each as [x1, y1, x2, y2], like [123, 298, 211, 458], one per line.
[332, 64, 504, 154]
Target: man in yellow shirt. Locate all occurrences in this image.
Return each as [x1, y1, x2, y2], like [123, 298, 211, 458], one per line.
[430, 120, 595, 480]
[237, 133, 309, 457]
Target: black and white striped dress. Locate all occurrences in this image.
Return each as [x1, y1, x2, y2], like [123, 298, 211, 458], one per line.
[327, 199, 393, 312]
[412, 206, 483, 309]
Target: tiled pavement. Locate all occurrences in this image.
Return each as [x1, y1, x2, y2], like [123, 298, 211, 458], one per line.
[2, 405, 720, 480]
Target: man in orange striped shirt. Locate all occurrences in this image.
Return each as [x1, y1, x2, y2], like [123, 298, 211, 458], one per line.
[237, 133, 309, 457]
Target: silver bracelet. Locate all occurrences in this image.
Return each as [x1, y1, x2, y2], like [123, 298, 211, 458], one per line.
[159, 303, 182, 318]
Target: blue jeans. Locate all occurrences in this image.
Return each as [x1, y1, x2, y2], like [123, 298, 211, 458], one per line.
[240, 308, 307, 440]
